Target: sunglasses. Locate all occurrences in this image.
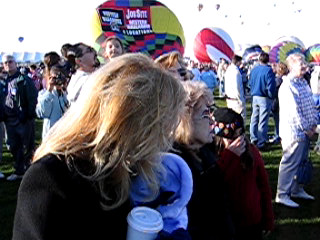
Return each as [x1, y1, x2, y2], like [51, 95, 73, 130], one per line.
[177, 68, 187, 77]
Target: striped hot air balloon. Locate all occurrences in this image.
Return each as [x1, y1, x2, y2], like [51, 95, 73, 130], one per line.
[193, 27, 234, 63]
[91, 0, 185, 62]
[269, 41, 304, 63]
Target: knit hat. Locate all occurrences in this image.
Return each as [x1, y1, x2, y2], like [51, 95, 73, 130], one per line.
[213, 107, 245, 139]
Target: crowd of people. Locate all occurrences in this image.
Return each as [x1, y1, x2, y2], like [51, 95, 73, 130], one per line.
[0, 36, 319, 239]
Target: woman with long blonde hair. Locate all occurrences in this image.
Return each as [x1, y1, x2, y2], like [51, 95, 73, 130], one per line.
[12, 53, 187, 240]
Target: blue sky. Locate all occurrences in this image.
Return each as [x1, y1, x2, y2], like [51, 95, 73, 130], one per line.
[1, 0, 318, 59]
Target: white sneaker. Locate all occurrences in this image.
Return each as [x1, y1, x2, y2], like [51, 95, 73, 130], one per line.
[0, 172, 4, 179]
[291, 190, 315, 200]
[275, 195, 299, 208]
[6, 174, 23, 181]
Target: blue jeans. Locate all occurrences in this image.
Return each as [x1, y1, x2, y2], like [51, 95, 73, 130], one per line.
[249, 96, 272, 147]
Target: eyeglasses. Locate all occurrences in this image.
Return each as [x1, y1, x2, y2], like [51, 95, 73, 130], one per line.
[3, 60, 14, 64]
[193, 108, 213, 122]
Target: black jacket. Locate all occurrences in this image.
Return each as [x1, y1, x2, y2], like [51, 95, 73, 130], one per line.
[13, 155, 131, 240]
[172, 143, 235, 240]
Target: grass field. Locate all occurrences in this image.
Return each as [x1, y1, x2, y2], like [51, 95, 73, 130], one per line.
[0, 98, 320, 240]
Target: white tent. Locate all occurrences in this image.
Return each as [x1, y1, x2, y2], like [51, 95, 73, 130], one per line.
[0, 52, 45, 63]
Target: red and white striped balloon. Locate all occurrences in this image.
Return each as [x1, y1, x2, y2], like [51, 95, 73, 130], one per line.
[193, 27, 234, 63]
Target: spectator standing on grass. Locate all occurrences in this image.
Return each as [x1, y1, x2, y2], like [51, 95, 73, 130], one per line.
[309, 65, 320, 155]
[224, 55, 246, 121]
[249, 52, 276, 151]
[0, 55, 37, 181]
[42, 51, 61, 90]
[217, 58, 229, 97]
[173, 81, 235, 240]
[275, 53, 318, 208]
[12, 53, 187, 240]
[270, 62, 288, 144]
[60, 43, 77, 80]
[190, 60, 201, 80]
[214, 107, 274, 240]
[0, 70, 5, 179]
[29, 64, 42, 91]
[67, 43, 98, 106]
[200, 64, 218, 93]
[0, 122, 4, 179]
[36, 65, 69, 139]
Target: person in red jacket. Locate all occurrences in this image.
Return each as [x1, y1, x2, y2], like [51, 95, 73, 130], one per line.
[213, 107, 274, 240]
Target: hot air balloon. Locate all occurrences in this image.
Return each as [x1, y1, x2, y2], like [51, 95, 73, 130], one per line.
[269, 41, 304, 63]
[242, 45, 262, 63]
[91, 0, 185, 62]
[18, 37, 24, 42]
[193, 27, 234, 63]
[305, 44, 320, 64]
[274, 36, 305, 49]
[215, 4, 220, 10]
[198, 3, 203, 12]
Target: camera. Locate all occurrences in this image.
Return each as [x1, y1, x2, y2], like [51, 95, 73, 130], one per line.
[52, 73, 67, 86]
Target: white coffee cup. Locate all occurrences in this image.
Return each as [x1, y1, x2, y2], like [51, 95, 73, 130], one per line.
[126, 206, 163, 240]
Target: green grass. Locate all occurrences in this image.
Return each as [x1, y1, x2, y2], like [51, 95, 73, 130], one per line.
[1, 98, 320, 240]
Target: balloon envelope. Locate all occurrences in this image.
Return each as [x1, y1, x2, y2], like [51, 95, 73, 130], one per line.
[242, 45, 262, 62]
[274, 36, 305, 49]
[91, 0, 185, 61]
[193, 27, 234, 63]
[18, 37, 24, 42]
[269, 41, 304, 63]
[305, 44, 320, 64]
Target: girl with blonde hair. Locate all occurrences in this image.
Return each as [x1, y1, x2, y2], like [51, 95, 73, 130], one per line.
[13, 53, 187, 240]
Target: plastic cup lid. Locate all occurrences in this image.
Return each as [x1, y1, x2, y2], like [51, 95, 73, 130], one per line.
[127, 206, 163, 233]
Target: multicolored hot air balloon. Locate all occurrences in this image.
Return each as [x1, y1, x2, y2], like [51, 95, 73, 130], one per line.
[242, 45, 262, 63]
[193, 27, 234, 63]
[305, 44, 320, 64]
[91, 0, 185, 62]
[274, 36, 305, 49]
[269, 41, 304, 63]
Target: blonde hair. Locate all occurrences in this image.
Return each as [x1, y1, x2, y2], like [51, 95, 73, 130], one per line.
[175, 80, 213, 145]
[155, 51, 184, 69]
[33, 53, 187, 210]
